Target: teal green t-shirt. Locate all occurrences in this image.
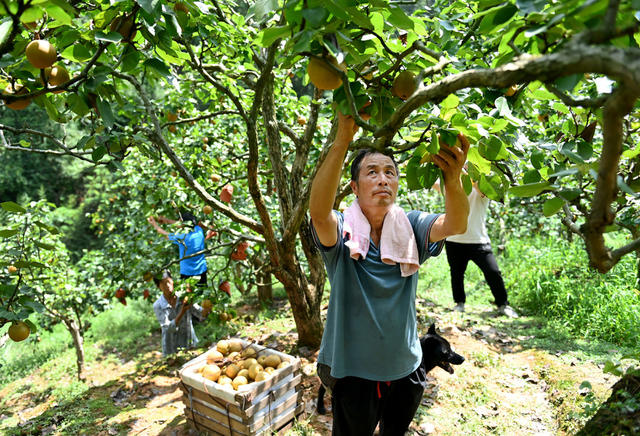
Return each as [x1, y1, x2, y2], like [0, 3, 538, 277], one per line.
[312, 210, 443, 381]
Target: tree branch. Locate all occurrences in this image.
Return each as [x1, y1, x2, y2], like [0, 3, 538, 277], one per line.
[545, 84, 610, 108]
[111, 71, 264, 234]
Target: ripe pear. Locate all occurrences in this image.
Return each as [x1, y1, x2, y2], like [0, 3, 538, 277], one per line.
[225, 363, 240, 379]
[241, 346, 257, 359]
[206, 349, 224, 364]
[243, 358, 258, 370]
[216, 339, 230, 355]
[202, 364, 221, 381]
[254, 371, 271, 382]
[391, 70, 417, 100]
[248, 363, 264, 380]
[45, 65, 70, 92]
[3, 83, 31, 110]
[263, 354, 282, 368]
[228, 339, 243, 353]
[307, 56, 346, 90]
[217, 375, 232, 387]
[26, 40, 57, 69]
[232, 375, 248, 390]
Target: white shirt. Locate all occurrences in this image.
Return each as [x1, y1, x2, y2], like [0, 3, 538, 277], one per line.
[446, 187, 491, 244]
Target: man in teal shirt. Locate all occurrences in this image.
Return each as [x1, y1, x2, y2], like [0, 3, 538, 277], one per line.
[309, 111, 469, 435]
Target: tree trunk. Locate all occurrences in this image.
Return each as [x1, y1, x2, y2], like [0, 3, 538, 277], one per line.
[273, 249, 325, 348]
[257, 270, 272, 304]
[64, 319, 86, 380]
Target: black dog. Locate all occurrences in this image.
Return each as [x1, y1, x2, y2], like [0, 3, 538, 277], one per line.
[316, 323, 464, 414]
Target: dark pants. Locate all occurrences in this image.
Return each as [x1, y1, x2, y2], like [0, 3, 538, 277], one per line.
[445, 241, 508, 307]
[328, 366, 426, 436]
[180, 271, 207, 286]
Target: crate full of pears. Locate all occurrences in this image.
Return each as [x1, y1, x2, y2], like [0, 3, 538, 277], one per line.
[178, 338, 304, 435]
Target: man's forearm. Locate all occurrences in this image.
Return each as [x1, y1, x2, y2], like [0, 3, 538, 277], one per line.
[443, 177, 469, 234]
[309, 135, 351, 220]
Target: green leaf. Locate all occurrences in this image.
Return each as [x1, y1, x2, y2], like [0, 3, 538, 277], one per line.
[143, 58, 171, 77]
[257, 26, 291, 47]
[477, 173, 504, 201]
[61, 44, 93, 62]
[467, 147, 492, 174]
[92, 145, 107, 162]
[440, 94, 459, 110]
[42, 96, 64, 123]
[14, 260, 48, 269]
[121, 46, 141, 72]
[462, 174, 473, 195]
[21, 7, 45, 23]
[301, 8, 328, 28]
[516, 0, 547, 14]
[24, 319, 38, 332]
[95, 31, 123, 43]
[543, 197, 564, 216]
[388, 6, 415, 30]
[554, 74, 581, 92]
[618, 176, 638, 197]
[0, 308, 19, 321]
[0, 19, 12, 48]
[46, 4, 72, 26]
[1, 202, 27, 213]
[249, 0, 279, 22]
[35, 241, 56, 250]
[558, 189, 581, 201]
[138, 0, 160, 15]
[479, 4, 518, 33]
[523, 169, 542, 184]
[509, 181, 551, 197]
[20, 299, 46, 314]
[34, 221, 59, 235]
[479, 136, 509, 160]
[0, 229, 19, 238]
[96, 99, 115, 128]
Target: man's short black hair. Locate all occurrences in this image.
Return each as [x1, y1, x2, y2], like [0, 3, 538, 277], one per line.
[153, 269, 172, 287]
[350, 148, 399, 182]
[178, 209, 197, 227]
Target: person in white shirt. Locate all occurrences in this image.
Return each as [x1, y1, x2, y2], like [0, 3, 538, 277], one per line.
[443, 184, 518, 318]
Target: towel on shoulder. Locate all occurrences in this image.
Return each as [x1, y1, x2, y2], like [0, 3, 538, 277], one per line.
[343, 199, 419, 277]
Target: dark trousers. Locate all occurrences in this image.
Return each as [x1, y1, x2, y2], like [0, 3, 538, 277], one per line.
[445, 241, 508, 307]
[180, 271, 207, 286]
[330, 367, 426, 436]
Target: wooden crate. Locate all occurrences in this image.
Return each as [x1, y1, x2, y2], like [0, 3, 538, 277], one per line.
[178, 339, 305, 435]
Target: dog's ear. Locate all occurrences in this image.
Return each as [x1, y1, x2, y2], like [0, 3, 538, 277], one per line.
[428, 323, 436, 335]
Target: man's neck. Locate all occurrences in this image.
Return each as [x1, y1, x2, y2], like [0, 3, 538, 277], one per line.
[360, 205, 391, 244]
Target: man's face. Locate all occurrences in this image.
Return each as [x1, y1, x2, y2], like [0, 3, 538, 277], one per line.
[159, 277, 176, 304]
[350, 153, 398, 211]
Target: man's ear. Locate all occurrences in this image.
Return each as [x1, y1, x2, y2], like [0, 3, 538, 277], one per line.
[350, 180, 358, 197]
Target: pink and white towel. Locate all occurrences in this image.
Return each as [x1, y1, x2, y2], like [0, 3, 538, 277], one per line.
[343, 200, 419, 277]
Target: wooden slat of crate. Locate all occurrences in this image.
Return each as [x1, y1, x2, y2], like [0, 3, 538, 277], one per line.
[183, 390, 303, 434]
[185, 400, 305, 436]
[181, 374, 302, 418]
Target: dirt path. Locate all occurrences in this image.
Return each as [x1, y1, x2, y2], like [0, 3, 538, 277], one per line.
[0, 303, 617, 435]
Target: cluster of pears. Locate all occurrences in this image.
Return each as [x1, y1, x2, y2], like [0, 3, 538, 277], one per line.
[306, 55, 417, 101]
[197, 339, 290, 391]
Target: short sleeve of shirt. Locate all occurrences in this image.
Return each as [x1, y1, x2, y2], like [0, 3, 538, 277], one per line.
[406, 210, 444, 264]
[167, 232, 184, 245]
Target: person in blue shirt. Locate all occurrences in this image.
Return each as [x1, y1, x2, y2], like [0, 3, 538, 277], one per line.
[147, 209, 215, 287]
[309, 111, 470, 436]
